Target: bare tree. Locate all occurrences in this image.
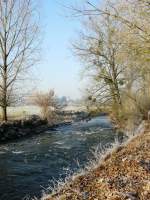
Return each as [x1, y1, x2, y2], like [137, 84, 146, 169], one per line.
[31, 90, 57, 121]
[71, 0, 150, 125]
[73, 0, 150, 41]
[0, 0, 39, 121]
[73, 14, 124, 112]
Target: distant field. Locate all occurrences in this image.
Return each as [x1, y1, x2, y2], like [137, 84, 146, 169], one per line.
[0, 106, 41, 120]
[0, 105, 86, 120]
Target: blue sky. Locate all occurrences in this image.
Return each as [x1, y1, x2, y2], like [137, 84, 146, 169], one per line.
[36, 0, 99, 99]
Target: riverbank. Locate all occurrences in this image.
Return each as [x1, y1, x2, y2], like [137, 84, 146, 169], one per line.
[43, 121, 150, 200]
[0, 117, 48, 143]
[0, 112, 100, 144]
[0, 117, 72, 143]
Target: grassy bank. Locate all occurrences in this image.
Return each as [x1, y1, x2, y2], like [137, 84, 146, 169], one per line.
[42, 121, 150, 200]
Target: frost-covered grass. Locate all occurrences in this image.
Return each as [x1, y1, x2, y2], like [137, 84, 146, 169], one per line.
[38, 141, 124, 200]
[0, 106, 41, 120]
[40, 121, 146, 200]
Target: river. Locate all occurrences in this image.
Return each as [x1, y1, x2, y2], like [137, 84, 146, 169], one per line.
[0, 116, 118, 200]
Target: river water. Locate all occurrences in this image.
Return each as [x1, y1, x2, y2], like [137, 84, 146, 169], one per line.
[0, 116, 118, 200]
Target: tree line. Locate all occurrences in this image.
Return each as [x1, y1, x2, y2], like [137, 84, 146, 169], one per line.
[0, 0, 149, 128]
[72, 0, 150, 128]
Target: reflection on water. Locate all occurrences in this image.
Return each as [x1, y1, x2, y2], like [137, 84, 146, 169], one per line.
[0, 116, 117, 200]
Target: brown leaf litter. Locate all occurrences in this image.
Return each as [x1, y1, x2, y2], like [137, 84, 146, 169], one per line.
[43, 123, 150, 200]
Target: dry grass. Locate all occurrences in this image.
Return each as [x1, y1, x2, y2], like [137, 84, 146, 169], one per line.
[41, 121, 150, 200]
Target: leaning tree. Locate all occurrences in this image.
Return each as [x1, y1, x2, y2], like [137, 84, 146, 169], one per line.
[0, 0, 39, 121]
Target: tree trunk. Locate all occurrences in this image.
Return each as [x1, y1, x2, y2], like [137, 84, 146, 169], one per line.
[2, 106, 7, 122]
[2, 30, 8, 122]
[2, 72, 8, 122]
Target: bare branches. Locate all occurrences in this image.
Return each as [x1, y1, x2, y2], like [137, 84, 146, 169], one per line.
[31, 90, 57, 121]
[71, 0, 150, 123]
[0, 0, 39, 121]
[73, 11, 123, 108]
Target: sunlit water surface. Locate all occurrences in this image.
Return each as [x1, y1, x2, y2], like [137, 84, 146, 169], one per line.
[0, 116, 118, 200]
